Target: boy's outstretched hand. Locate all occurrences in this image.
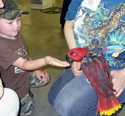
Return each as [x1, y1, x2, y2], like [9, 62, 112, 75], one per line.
[45, 56, 70, 67]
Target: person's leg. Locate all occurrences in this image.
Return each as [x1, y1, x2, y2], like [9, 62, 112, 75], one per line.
[29, 71, 49, 87]
[117, 91, 125, 104]
[20, 91, 35, 116]
[54, 73, 98, 116]
[53, 73, 125, 116]
[48, 68, 75, 106]
[115, 91, 125, 116]
[0, 88, 19, 116]
[20, 71, 49, 116]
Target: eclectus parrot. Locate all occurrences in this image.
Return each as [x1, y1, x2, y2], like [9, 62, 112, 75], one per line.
[67, 47, 121, 116]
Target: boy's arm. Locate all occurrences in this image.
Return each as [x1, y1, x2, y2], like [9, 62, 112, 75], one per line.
[28, 56, 49, 82]
[13, 56, 69, 71]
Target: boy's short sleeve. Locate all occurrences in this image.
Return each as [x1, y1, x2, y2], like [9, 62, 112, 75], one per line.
[0, 45, 19, 70]
[65, 0, 82, 20]
[0, 33, 26, 70]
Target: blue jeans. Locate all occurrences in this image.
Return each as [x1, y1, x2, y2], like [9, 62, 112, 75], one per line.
[48, 68, 125, 116]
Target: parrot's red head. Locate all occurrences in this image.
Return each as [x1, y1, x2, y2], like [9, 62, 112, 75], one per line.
[68, 47, 88, 62]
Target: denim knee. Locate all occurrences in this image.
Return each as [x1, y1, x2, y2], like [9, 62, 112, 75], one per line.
[48, 68, 75, 106]
[54, 74, 98, 116]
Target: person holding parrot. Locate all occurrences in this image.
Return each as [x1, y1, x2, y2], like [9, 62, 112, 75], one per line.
[48, 0, 125, 116]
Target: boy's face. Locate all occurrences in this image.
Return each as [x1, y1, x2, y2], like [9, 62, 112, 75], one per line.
[0, 16, 21, 39]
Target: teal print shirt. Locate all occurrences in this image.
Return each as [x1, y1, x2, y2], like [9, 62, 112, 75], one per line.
[66, 0, 125, 70]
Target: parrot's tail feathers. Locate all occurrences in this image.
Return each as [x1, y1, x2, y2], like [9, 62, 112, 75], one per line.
[111, 95, 122, 111]
[97, 95, 121, 116]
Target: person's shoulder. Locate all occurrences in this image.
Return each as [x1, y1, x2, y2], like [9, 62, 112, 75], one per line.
[0, 36, 9, 46]
[71, 0, 81, 5]
[65, 0, 82, 20]
[69, 0, 82, 11]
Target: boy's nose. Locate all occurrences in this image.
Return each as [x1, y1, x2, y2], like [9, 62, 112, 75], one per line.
[14, 22, 19, 27]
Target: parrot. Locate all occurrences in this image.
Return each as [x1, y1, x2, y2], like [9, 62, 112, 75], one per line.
[67, 47, 121, 116]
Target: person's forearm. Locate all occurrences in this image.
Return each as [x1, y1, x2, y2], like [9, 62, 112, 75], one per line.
[64, 20, 77, 50]
[13, 56, 48, 71]
[28, 56, 42, 71]
[22, 57, 48, 70]
[13, 56, 69, 71]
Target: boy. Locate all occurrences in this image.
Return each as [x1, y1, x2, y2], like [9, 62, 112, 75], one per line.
[0, 0, 69, 115]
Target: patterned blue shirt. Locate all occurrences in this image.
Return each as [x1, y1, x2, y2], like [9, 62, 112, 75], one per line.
[65, 0, 125, 70]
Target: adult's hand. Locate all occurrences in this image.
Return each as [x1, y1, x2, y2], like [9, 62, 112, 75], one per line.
[71, 61, 83, 77]
[110, 68, 125, 97]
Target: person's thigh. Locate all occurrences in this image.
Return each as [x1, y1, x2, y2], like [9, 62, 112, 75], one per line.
[48, 68, 75, 106]
[117, 91, 125, 104]
[54, 73, 98, 116]
[53, 73, 125, 116]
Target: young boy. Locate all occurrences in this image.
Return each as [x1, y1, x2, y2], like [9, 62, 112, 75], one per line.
[0, 0, 69, 116]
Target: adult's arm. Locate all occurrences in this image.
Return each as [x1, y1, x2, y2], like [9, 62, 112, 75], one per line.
[64, 20, 77, 50]
[64, 21, 83, 76]
[64, 0, 81, 49]
[64, 0, 83, 76]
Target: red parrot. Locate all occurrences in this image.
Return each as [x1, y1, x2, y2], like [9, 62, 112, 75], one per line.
[68, 47, 121, 116]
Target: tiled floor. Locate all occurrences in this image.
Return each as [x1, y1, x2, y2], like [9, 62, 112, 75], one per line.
[17, 0, 125, 116]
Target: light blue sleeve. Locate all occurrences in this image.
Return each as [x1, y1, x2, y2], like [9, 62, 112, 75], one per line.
[65, 0, 82, 20]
